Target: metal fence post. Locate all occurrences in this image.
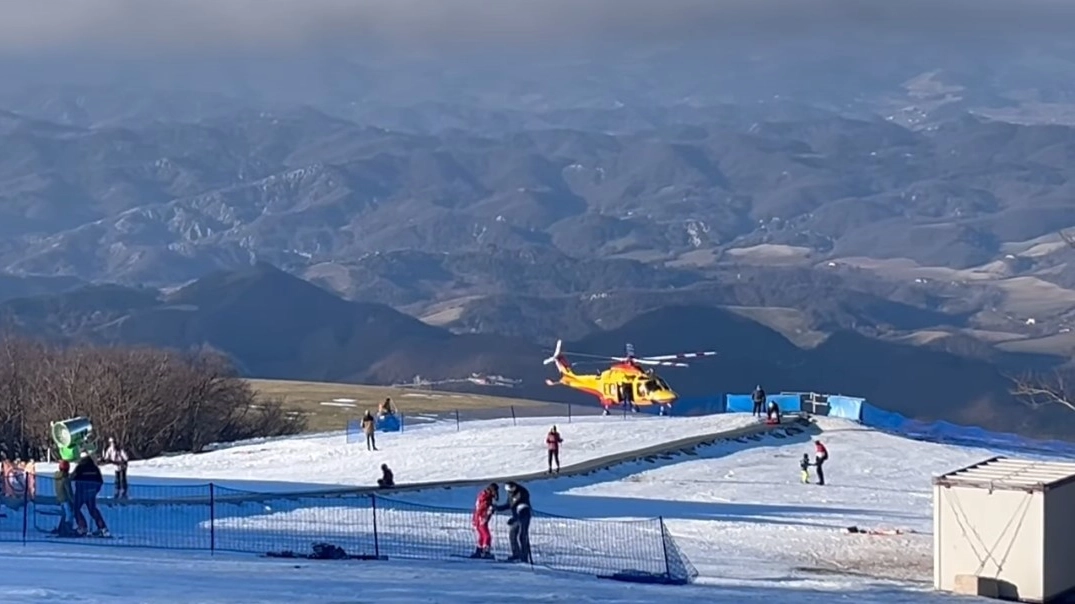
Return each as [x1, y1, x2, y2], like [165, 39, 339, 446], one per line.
[659, 516, 671, 582]
[455, 409, 460, 431]
[21, 482, 29, 544]
[209, 483, 216, 555]
[510, 406, 517, 426]
[567, 403, 572, 423]
[371, 494, 380, 559]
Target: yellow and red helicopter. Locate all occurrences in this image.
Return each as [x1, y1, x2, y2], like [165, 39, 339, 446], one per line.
[543, 340, 716, 416]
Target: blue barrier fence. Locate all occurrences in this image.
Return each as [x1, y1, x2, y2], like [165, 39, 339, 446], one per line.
[0, 482, 698, 585]
[723, 393, 806, 414]
[721, 390, 1075, 457]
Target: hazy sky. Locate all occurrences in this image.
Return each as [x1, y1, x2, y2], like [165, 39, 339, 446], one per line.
[2, 0, 1074, 56]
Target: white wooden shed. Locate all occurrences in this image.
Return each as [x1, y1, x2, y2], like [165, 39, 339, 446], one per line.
[933, 456, 1075, 603]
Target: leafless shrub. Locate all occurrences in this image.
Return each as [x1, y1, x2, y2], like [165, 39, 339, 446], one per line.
[0, 333, 305, 460]
[1010, 370, 1075, 414]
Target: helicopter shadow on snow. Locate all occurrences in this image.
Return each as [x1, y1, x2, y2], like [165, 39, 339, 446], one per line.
[523, 425, 921, 530]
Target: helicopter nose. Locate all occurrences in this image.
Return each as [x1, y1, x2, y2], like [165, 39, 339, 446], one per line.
[654, 391, 677, 404]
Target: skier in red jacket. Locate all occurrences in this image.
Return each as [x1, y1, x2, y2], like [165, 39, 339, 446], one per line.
[546, 426, 563, 474]
[813, 440, 829, 486]
[470, 483, 499, 559]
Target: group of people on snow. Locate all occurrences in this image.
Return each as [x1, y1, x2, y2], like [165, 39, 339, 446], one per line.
[53, 452, 110, 537]
[471, 480, 533, 563]
[466, 425, 562, 561]
[359, 398, 398, 452]
[800, 439, 829, 485]
[52, 437, 131, 537]
[0, 436, 130, 538]
[752, 385, 783, 424]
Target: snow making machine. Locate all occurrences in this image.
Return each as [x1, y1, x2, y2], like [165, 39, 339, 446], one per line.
[50, 416, 97, 461]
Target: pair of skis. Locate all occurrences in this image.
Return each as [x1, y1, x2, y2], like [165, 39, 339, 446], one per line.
[449, 554, 527, 564]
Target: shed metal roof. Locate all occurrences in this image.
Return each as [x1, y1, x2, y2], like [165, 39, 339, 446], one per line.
[933, 456, 1075, 492]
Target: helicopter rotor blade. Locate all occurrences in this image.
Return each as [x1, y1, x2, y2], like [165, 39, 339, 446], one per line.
[555, 350, 623, 361]
[638, 351, 717, 362]
[611, 356, 689, 367]
[633, 359, 690, 367]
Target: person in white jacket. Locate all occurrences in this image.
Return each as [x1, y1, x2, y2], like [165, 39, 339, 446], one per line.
[102, 438, 130, 499]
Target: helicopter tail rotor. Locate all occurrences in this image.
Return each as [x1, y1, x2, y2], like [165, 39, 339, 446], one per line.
[543, 339, 564, 365]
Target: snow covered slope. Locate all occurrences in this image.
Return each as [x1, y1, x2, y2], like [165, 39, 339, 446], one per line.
[122, 414, 759, 490]
[20, 412, 1063, 603]
[1, 544, 972, 604]
[391, 416, 1021, 592]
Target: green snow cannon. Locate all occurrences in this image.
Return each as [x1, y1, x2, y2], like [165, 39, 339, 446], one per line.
[50, 417, 95, 462]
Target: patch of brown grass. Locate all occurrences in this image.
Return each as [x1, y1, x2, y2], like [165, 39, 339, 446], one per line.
[246, 378, 552, 433]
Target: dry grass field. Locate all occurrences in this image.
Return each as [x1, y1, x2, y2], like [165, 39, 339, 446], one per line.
[247, 378, 562, 433]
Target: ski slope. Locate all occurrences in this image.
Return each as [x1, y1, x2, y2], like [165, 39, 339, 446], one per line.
[0, 544, 975, 604]
[389, 416, 1000, 589]
[121, 414, 760, 490]
[17, 412, 1068, 603]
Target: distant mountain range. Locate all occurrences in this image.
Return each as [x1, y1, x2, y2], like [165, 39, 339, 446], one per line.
[3, 36, 1075, 439]
[3, 103, 1075, 359]
[0, 262, 1069, 439]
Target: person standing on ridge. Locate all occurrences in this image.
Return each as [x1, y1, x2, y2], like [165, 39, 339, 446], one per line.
[361, 410, 377, 451]
[471, 483, 499, 559]
[496, 481, 533, 564]
[103, 437, 130, 499]
[752, 385, 766, 417]
[545, 426, 563, 474]
[813, 439, 829, 486]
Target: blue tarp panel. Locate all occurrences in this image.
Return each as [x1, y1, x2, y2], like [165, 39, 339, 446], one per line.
[725, 394, 753, 413]
[376, 413, 402, 432]
[673, 397, 727, 415]
[725, 394, 801, 413]
[860, 403, 905, 429]
[828, 396, 864, 420]
[769, 394, 801, 413]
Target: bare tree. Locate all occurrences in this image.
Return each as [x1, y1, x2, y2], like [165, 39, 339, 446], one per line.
[1010, 370, 1075, 413]
[0, 333, 306, 460]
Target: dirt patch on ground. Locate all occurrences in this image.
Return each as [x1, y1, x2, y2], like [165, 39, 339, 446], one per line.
[247, 378, 555, 432]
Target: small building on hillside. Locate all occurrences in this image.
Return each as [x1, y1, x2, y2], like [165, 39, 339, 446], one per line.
[933, 456, 1075, 603]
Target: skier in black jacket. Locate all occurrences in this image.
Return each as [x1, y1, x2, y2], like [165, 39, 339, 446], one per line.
[496, 481, 532, 563]
[70, 453, 109, 537]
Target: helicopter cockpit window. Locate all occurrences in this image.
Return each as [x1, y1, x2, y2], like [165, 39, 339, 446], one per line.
[643, 379, 659, 392]
[651, 377, 670, 390]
